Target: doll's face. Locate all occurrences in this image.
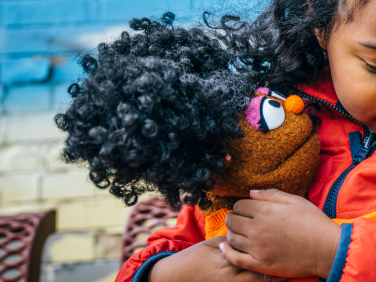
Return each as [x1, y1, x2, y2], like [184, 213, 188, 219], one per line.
[210, 88, 321, 198]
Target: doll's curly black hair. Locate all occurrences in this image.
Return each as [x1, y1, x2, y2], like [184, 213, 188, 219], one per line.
[56, 0, 368, 208]
[55, 53, 254, 209]
[96, 12, 232, 79]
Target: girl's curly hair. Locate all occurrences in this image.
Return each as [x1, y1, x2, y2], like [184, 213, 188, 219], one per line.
[208, 0, 369, 92]
[56, 0, 368, 208]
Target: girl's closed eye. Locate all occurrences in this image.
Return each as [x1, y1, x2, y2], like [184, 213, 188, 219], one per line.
[357, 41, 376, 74]
[358, 56, 376, 74]
[365, 62, 376, 74]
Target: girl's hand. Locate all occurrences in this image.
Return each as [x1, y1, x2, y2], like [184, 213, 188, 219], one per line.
[149, 236, 285, 282]
[221, 189, 341, 279]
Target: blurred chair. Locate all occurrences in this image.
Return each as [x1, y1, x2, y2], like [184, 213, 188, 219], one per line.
[121, 198, 180, 265]
[0, 211, 56, 282]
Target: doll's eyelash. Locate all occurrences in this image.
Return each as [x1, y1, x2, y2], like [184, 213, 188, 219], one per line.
[366, 62, 376, 74]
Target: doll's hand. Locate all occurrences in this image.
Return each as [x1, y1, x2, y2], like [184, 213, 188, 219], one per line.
[221, 189, 341, 279]
[149, 236, 285, 282]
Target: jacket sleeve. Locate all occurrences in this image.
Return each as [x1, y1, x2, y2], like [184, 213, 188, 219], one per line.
[115, 205, 206, 282]
[324, 218, 376, 282]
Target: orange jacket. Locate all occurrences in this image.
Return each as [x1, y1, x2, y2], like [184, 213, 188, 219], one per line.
[116, 68, 376, 282]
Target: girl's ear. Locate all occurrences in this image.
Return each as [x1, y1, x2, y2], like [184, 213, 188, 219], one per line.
[314, 28, 327, 50]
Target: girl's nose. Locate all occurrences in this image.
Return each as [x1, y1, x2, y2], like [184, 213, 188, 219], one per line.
[285, 95, 305, 114]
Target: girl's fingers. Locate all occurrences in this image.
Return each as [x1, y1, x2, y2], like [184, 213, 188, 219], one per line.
[232, 199, 265, 218]
[219, 241, 258, 270]
[226, 212, 254, 234]
[220, 242, 287, 282]
[227, 230, 250, 252]
[231, 190, 301, 219]
[250, 189, 300, 204]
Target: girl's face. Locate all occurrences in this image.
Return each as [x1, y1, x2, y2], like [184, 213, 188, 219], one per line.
[318, 0, 376, 131]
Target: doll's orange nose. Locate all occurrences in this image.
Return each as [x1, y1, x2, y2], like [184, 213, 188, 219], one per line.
[285, 95, 305, 114]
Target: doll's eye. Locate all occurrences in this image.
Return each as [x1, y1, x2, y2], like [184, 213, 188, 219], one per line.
[259, 97, 285, 132]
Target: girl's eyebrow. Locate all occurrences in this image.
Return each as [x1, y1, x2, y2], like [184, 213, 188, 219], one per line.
[358, 41, 376, 51]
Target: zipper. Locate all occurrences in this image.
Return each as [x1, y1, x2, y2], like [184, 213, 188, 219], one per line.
[289, 87, 376, 218]
[353, 133, 376, 165]
[322, 133, 376, 218]
[322, 164, 356, 218]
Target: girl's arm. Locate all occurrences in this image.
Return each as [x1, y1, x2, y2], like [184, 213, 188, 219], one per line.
[148, 237, 286, 282]
[115, 205, 205, 282]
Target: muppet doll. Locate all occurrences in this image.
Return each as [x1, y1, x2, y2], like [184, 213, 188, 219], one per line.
[203, 87, 320, 239]
[55, 51, 320, 238]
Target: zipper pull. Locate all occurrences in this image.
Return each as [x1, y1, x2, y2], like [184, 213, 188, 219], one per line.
[354, 132, 376, 164]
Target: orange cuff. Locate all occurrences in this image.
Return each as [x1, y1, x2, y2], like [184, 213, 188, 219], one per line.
[205, 209, 232, 239]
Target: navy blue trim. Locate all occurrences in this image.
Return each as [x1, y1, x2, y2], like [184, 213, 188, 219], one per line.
[349, 132, 362, 161]
[323, 131, 375, 218]
[326, 224, 353, 282]
[132, 251, 176, 282]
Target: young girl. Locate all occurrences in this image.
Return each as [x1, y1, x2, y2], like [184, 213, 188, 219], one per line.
[55, 0, 376, 281]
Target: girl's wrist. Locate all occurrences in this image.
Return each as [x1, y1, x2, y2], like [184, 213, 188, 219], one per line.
[316, 223, 342, 279]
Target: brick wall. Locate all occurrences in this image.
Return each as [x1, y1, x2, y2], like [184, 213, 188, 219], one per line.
[0, 1, 199, 281]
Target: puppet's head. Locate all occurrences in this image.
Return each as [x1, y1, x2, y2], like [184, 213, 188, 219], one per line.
[204, 88, 320, 215]
[56, 52, 320, 213]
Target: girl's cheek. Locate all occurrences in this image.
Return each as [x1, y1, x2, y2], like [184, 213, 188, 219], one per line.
[333, 71, 376, 130]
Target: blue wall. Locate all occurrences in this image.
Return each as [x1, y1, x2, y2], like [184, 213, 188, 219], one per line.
[0, 0, 205, 113]
[0, 0, 267, 113]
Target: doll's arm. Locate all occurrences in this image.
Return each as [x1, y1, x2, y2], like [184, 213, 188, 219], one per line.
[115, 205, 206, 282]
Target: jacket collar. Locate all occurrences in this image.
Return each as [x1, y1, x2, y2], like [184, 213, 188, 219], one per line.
[296, 66, 339, 108]
[292, 66, 366, 131]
